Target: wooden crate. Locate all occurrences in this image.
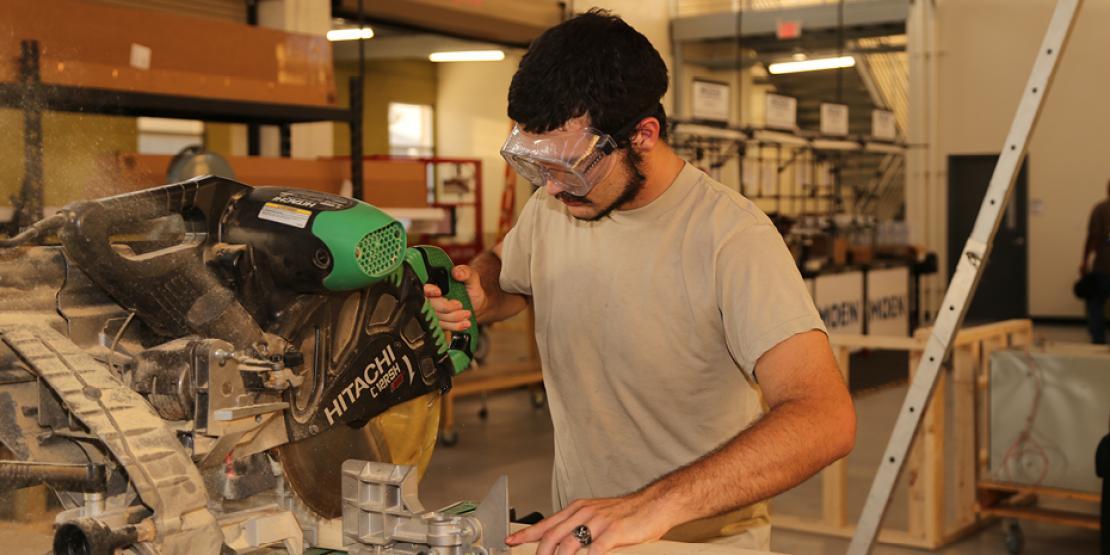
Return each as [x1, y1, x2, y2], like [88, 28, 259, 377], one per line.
[975, 345, 1105, 532]
[775, 319, 1034, 549]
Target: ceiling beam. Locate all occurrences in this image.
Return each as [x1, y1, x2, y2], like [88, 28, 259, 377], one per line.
[333, 0, 563, 48]
[672, 0, 908, 43]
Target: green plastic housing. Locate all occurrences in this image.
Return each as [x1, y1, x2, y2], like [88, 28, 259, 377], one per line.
[312, 203, 406, 291]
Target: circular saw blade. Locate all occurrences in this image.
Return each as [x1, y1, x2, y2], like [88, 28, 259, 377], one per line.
[269, 275, 448, 518]
[278, 392, 442, 518]
[278, 413, 385, 519]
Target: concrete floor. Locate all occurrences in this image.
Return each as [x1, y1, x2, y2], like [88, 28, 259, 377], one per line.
[421, 323, 1102, 555]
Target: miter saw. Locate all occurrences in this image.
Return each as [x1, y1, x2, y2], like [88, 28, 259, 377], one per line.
[0, 177, 508, 554]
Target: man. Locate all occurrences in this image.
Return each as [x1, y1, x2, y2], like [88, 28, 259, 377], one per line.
[425, 10, 855, 554]
[1081, 178, 1110, 344]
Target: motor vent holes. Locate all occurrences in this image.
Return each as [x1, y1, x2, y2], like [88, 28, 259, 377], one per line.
[355, 223, 405, 278]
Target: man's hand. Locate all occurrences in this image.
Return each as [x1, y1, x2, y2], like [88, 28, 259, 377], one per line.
[424, 265, 485, 331]
[505, 492, 678, 555]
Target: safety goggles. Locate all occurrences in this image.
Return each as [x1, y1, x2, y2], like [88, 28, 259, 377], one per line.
[499, 125, 621, 197]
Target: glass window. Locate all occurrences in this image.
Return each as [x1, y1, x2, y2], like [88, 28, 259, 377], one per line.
[137, 117, 204, 155]
[388, 102, 434, 157]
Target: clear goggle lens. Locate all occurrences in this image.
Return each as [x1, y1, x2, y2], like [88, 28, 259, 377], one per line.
[499, 126, 619, 197]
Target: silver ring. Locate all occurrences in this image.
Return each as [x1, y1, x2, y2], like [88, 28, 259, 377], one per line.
[572, 524, 592, 546]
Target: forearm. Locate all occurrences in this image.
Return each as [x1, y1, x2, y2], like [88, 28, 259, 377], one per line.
[470, 250, 529, 324]
[640, 395, 854, 525]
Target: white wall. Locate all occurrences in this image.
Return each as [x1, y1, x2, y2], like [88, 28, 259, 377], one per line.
[435, 53, 524, 242]
[920, 0, 1110, 318]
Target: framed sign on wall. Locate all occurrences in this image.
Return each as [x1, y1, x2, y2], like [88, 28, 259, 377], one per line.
[764, 93, 797, 130]
[871, 109, 896, 140]
[691, 79, 730, 123]
[820, 102, 849, 136]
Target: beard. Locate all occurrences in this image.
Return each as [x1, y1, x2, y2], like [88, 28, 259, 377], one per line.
[558, 148, 647, 222]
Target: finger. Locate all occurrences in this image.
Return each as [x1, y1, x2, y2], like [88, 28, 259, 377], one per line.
[428, 296, 453, 310]
[438, 318, 471, 332]
[423, 284, 442, 298]
[585, 521, 624, 555]
[428, 302, 460, 319]
[452, 265, 472, 282]
[508, 503, 581, 545]
[459, 266, 486, 296]
[571, 516, 612, 555]
[529, 521, 572, 555]
[535, 532, 564, 555]
[437, 310, 472, 324]
[428, 299, 464, 316]
[540, 510, 600, 555]
[430, 298, 462, 311]
[555, 535, 586, 555]
[512, 516, 568, 548]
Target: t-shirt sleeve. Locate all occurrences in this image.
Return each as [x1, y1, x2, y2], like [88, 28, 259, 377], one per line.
[499, 189, 543, 296]
[715, 223, 827, 381]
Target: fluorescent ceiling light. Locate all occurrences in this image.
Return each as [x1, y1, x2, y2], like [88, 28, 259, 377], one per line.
[768, 55, 855, 75]
[327, 27, 374, 42]
[429, 50, 505, 63]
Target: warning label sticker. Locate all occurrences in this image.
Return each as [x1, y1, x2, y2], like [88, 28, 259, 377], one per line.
[259, 202, 312, 228]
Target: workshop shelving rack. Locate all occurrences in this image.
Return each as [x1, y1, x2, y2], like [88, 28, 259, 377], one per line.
[0, 38, 365, 231]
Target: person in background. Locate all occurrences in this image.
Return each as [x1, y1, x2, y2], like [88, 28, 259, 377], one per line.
[426, 10, 855, 554]
[1081, 178, 1110, 344]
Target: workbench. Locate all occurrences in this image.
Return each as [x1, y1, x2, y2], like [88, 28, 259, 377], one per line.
[502, 523, 780, 554]
[509, 540, 780, 554]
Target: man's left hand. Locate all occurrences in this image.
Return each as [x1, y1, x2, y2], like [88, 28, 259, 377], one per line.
[504, 490, 678, 554]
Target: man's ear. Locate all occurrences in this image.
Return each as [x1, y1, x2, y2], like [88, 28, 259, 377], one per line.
[629, 117, 662, 152]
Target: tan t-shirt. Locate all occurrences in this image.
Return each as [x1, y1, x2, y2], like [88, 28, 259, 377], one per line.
[499, 163, 826, 547]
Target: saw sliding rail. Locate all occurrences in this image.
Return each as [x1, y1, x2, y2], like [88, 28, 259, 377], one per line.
[847, 1, 1084, 553]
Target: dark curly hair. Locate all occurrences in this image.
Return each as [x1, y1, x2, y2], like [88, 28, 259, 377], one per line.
[507, 9, 669, 143]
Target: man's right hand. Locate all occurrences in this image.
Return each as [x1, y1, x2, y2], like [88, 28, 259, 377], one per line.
[424, 265, 486, 331]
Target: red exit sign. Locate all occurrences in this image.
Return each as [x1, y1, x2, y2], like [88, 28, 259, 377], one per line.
[776, 20, 802, 40]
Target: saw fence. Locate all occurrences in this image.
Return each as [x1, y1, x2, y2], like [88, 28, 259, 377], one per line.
[775, 319, 1034, 549]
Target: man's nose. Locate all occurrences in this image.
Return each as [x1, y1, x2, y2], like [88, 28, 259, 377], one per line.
[544, 179, 567, 196]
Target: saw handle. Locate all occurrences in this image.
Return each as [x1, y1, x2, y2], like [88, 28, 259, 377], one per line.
[411, 246, 480, 374]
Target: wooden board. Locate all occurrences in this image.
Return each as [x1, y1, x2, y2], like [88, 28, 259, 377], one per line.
[773, 515, 933, 549]
[0, 0, 335, 106]
[511, 544, 779, 555]
[978, 480, 1101, 503]
[950, 344, 979, 534]
[507, 524, 781, 555]
[339, 0, 563, 47]
[980, 506, 1099, 531]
